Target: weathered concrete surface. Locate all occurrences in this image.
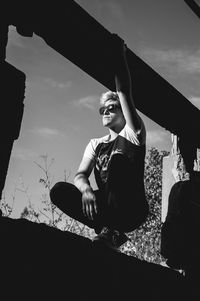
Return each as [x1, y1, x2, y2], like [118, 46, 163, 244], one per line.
[0, 215, 189, 300]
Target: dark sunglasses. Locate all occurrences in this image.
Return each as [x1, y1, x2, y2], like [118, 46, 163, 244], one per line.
[99, 104, 121, 115]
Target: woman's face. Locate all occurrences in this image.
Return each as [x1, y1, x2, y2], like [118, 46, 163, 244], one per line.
[100, 99, 125, 129]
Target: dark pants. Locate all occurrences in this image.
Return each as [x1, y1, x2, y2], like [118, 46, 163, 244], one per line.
[50, 155, 148, 234]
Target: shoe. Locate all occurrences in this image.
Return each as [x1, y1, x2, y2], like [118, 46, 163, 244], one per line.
[93, 227, 128, 250]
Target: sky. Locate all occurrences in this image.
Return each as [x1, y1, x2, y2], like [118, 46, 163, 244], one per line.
[3, 0, 200, 217]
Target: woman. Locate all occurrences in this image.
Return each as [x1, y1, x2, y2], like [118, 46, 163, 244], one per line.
[50, 35, 149, 250]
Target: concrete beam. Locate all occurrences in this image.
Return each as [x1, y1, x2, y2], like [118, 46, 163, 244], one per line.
[1, 1, 200, 145]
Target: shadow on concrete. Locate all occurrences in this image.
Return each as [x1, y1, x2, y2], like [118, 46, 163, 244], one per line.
[0, 214, 189, 300]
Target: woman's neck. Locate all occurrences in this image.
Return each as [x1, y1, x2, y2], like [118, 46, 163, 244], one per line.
[108, 122, 125, 140]
[108, 128, 120, 141]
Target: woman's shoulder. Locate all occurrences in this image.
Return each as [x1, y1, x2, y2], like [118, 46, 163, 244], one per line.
[119, 122, 146, 146]
[90, 134, 111, 148]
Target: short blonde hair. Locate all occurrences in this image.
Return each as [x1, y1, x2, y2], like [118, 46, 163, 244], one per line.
[100, 91, 120, 106]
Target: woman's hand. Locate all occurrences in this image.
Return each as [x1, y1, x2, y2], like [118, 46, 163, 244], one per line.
[82, 188, 98, 220]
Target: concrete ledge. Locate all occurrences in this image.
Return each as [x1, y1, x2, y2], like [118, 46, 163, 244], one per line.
[0, 216, 189, 300]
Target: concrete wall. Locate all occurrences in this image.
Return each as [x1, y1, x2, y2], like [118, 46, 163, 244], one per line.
[161, 134, 200, 222]
[161, 155, 177, 222]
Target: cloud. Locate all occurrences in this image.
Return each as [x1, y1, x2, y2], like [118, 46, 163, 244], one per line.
[25, 77, 72, 90]
[146, 129, 169, 145]
[11, 147, 38, 161]
[75, 95, 99, 110]
[140, 48, 200, 74]
[43, 78, 72, 89]
[29, 127, 65, 139]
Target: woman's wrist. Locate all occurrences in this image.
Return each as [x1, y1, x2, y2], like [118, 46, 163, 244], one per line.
[82, 185, 93, 194]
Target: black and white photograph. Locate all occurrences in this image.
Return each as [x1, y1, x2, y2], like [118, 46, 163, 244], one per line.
[1, 1, 200, 299]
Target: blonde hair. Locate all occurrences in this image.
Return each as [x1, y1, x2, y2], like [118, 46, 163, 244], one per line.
[100, 91, 120, 106]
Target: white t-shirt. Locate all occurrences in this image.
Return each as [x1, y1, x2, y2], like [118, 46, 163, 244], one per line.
[84, 121, 146, 162]
[83, 121, 146, 190]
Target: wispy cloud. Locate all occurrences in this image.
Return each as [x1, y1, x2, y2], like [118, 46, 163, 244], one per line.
[146, 129, 169, 145]
[29, 127, 65, 139]
[140, 48, 200, 74]
[75, 95, 99, 110]
[43, 78, 72, 89]
[25, 77, 72, 90]
[11, 147, 38, 161]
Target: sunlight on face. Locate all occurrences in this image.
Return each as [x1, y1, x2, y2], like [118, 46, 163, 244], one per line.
[101, 99, 125, 130]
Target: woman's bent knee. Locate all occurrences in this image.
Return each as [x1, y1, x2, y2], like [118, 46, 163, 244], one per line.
[50, 182, 80, 205]
[50, 182, 70, 204]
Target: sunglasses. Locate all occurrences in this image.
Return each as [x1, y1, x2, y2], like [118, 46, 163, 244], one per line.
[99, 104, 121, 115]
